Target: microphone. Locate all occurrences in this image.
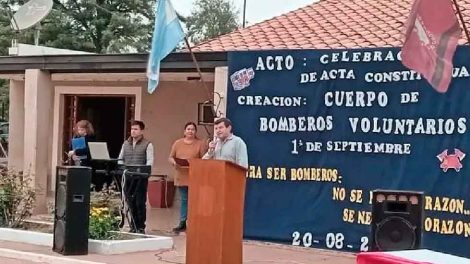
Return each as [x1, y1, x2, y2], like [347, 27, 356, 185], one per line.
[210, 136, 218, 152]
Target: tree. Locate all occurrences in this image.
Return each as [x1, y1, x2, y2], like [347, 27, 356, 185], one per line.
[185, 0, 239, 44]
[0, 1, 32, 56]
[0, 2, 21, 121]
[0, 0, 156, 54]
[48, 0, 156, 53]
[0, 0, 158, 121]
[0, 1, 205, 119]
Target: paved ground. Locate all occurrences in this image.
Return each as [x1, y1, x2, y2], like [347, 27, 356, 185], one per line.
[0, 257, 45, 264]
[0, 196, 357, 263]
[0, 236, 356, 264]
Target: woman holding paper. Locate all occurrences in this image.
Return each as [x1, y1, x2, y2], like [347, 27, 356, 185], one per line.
[68, 120, 95, 166]
[168, 122, 207, 233]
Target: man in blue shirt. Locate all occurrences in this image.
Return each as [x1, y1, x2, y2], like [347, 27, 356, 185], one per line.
[203, 118, 248, 168]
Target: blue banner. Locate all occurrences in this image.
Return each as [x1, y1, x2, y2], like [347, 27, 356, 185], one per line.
[227, 46, 470, 257]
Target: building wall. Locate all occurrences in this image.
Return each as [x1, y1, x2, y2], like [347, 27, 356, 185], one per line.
[7, 71, 218, 214]
[141, 81, 214, 178]
[49, 79, 213, 183]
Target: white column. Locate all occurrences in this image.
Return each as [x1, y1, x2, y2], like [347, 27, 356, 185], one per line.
[23, 69, 54, 214]
[8, 80, 25, 171]
[214, 66, 228, 117]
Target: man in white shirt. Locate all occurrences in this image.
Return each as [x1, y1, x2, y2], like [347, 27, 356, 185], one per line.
[203, 118, 248, 168]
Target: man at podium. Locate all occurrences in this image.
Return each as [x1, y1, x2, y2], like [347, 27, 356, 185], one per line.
[188, 118, 248, 264]
[203, 118, 248, 168]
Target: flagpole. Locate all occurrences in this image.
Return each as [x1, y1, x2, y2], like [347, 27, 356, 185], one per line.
[184, 37, 213, 99]
[242, 0, 247, 28]
[183, 37, 221, 118]
[452, 0, 470, 44]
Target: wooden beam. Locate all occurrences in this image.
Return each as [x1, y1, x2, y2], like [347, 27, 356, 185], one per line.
[51, 73, 146, 82]
[161, 72, 215, 82]
[0, 52, 227, 74]
[0, 74, 25, 81]
[51, 72, 215, 82]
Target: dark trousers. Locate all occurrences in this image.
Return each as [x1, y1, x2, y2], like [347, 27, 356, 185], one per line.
[112, 169, 124, 193]
[123, 172, 148, 231]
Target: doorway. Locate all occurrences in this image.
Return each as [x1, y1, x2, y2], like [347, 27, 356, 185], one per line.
[63, 95, 135, 159]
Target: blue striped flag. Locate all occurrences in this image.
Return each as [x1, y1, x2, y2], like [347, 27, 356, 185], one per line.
[147, 0, 185, 93]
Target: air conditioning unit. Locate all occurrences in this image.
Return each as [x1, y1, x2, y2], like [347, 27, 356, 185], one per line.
[198, 103, 215, 125]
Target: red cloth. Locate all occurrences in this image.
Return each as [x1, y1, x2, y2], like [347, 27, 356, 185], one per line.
[401, 0, 461, 93]
[357, 252, 432, 264]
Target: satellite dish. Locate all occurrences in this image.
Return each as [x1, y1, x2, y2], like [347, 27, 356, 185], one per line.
[11, 0, 53, 31]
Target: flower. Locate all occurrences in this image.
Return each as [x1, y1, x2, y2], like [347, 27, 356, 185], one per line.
[89, 206, 120, 240]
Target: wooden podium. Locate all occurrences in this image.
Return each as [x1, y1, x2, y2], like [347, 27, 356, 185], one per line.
[186, 159, 247, 264]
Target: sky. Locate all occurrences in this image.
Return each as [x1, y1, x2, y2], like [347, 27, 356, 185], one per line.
[173, 0, 317, 26]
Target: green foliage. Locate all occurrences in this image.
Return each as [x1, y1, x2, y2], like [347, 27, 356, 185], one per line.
[0, 1, 32, 56]
[89, 206, 120, 240]
[0, 0, 159, 118]
[89, 184, 121, 240]
[0, 0, 156, 54]
[185, 0, 239, 44]
[0, 166, 36, 228]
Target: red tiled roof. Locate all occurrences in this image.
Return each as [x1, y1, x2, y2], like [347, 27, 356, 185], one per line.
[192, 0, 470, 52]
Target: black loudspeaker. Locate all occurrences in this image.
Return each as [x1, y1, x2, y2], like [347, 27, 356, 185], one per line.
[371, 190, 424, 251]
[53, 166, 91, 255]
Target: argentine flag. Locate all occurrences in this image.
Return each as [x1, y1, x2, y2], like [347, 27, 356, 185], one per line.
[147, 0, 185, 93]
